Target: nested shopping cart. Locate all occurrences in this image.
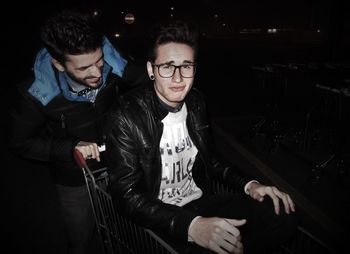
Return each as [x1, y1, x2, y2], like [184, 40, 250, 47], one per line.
[74, 149, 336, 254]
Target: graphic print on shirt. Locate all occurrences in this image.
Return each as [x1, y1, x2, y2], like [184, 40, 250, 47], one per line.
[158, 104, 202, 206]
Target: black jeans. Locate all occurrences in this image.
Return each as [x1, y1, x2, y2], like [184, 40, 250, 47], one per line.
[182, 193, 298, 254]
[56, 184, 95, 254]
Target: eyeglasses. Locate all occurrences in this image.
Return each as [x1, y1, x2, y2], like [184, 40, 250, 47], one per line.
[152, 63, 196, 78]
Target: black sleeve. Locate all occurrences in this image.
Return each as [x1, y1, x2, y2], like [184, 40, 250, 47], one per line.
[10, 85, 76, 162]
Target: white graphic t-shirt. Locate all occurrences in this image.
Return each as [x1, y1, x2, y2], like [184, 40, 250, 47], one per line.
[158, 104, 203, 206]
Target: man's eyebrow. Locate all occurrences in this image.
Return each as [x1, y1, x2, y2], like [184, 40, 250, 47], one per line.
[161, 60, 175, 65]
[76, 55, 104, 70]
[160, 60, 195, 65]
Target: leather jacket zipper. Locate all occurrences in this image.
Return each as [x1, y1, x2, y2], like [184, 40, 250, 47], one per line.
[60, 114, 66, 129]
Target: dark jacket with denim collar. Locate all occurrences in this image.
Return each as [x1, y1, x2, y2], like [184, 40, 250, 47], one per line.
[106, 82, 250, 242]
[11, 70, 121, 186]
[10, 40, 147, 186]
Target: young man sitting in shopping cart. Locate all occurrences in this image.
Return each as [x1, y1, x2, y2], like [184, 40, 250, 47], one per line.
[106, 19, 298, 254]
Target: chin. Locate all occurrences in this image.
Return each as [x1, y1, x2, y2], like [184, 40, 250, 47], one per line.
[176, 96, 185, 101]
[88, 81, 102, 88]
[87, 78, 102, 88]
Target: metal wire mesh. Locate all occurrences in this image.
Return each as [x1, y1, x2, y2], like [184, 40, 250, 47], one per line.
[82, 166, 177, 254]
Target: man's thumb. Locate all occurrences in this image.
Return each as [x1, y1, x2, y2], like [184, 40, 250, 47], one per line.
[226, 218, 247, 227]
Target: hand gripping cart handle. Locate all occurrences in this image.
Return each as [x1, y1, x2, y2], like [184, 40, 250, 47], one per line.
[74, 147, 118, 254]
[73, 148, 179, 254]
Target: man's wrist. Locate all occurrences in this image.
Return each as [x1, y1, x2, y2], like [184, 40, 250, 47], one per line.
[244, 180, 259, 195]
[188, 216, 202, 242]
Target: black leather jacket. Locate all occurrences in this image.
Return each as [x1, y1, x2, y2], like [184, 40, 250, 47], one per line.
[107, 83, 250, 241]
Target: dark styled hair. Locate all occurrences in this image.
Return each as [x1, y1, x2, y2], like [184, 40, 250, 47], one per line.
[40, 9, 103, 63]
[147, 19, 199, 62]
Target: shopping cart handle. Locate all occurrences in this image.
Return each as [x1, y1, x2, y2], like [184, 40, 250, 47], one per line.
[74, 149, 87, 168]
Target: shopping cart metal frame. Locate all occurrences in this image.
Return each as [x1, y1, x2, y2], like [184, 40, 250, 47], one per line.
[74, 150, 178, 254]
[74, 150, 335, 254]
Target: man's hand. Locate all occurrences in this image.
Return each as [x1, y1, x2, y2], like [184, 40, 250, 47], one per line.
[75, 141, 100, 162]
[189, 217, 246, 254]
[247, 182, 295, 215]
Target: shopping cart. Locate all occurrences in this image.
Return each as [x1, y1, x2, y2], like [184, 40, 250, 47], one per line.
[74, 149, 178, 254]
[74, 149, 336, 254]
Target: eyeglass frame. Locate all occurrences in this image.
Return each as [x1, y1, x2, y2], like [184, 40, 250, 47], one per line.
[152, 63, 197, 78]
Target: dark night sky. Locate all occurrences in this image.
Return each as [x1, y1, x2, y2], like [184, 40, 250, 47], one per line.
[3, 0, 349, 85]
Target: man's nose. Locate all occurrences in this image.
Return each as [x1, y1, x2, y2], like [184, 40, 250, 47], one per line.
[172, 67, 182, 82]
[90, 65, 102, 77]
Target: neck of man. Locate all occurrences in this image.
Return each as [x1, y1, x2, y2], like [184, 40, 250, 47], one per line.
[157, 97, 184, 113]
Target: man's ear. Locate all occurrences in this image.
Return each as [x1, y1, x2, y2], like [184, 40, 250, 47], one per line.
[146, 61, 154, 78]
[51, 58, 65, 72]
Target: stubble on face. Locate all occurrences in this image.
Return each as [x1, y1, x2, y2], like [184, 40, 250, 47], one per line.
[63, 48, 104, 88]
